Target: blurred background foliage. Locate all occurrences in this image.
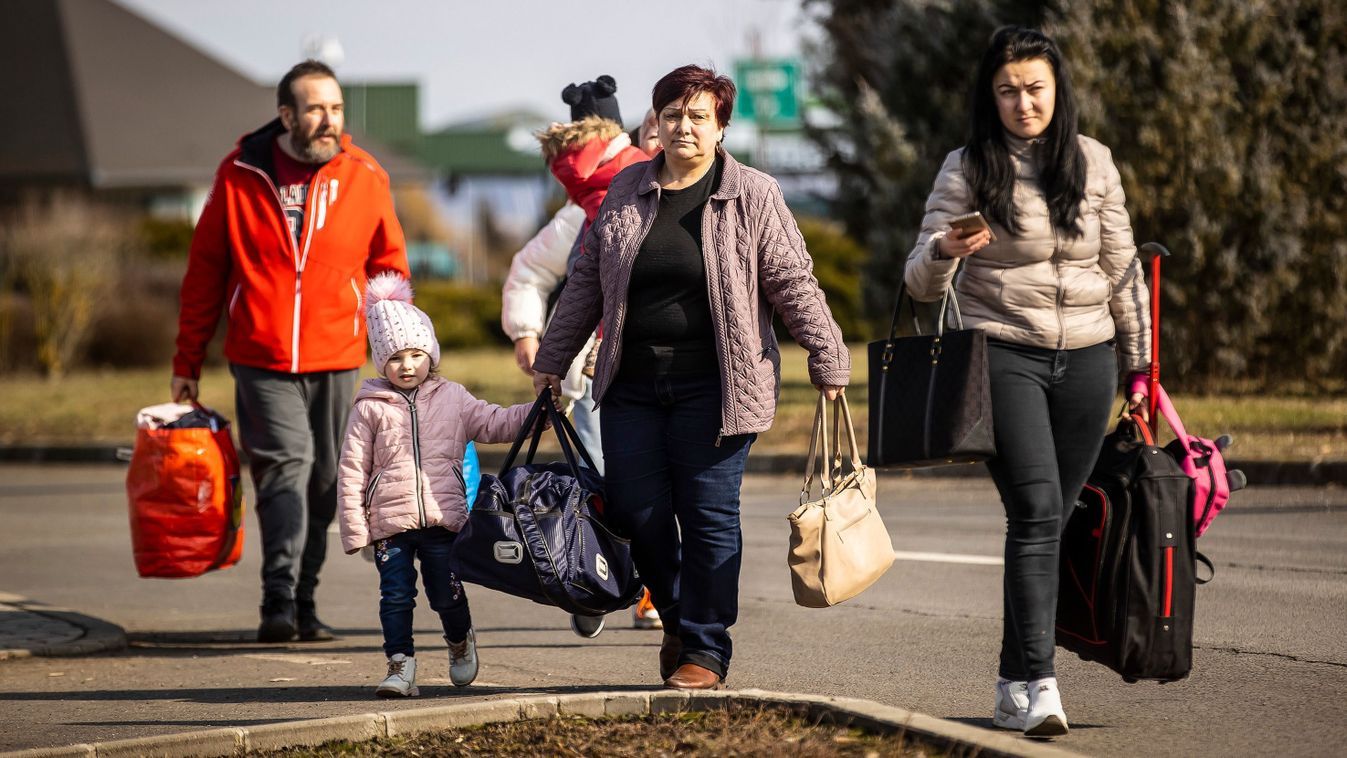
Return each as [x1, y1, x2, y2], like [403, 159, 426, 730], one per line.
[1, 0, 1343, 394]
[804, 0, 1347, 390]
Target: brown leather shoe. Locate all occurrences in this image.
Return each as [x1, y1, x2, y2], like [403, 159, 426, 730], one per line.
[663, 663, 725, 690]
[659, 633, 682, 681]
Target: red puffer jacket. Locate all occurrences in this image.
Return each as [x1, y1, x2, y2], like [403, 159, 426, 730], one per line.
[173, 119, 410, 379]
[539, 116, 650, 222]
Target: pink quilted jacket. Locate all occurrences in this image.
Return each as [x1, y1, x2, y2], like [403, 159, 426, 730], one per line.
[533, 149, 850, 437]
[337, 376, 531, 553]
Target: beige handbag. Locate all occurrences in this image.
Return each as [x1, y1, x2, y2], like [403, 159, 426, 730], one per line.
[787, 393, 895, 608]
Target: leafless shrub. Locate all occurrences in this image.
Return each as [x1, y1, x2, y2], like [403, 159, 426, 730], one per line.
[0, 193, 134, 378]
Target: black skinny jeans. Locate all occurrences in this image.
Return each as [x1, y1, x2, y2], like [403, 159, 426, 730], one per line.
[985, 339, 1117, 681]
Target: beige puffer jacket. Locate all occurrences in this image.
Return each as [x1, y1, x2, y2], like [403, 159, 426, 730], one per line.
[904, 134, 1150, 372]
[337, 376, 532, 553]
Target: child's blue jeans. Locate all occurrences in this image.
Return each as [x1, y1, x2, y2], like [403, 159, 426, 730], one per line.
[374, 527, 471, 657]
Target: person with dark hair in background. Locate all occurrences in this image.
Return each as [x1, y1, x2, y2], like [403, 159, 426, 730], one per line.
[533, 64, 849, 691]
[904, 27, 1151, 737]
[172, 60, 410, 643]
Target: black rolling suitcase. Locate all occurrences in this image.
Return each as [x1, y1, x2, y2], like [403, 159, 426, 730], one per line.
[1055, 414, 1203, 682]
[1056, 242, 1223, 683]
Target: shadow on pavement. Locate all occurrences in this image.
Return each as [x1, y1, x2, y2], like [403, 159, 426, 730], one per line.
[0, 682, 658, 705]
[123, 628, 659, 657]
[945, 715, 1107, 732]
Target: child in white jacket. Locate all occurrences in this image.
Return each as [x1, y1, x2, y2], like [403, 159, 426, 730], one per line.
[338, 273, 531, 697]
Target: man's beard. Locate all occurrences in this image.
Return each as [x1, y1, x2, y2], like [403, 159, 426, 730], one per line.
[290, 126, 341, 163]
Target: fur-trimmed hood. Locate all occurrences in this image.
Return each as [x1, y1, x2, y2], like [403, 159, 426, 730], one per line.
[536, 115, 626, 163]
[538, 116, 650, 221]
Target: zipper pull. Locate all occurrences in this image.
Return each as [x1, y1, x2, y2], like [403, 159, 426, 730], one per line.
[714, 429, 724, 447]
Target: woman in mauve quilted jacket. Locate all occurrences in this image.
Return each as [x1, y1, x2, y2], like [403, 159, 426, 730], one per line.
[533, 65, 850, 691]
[903, 27, 1152, 737]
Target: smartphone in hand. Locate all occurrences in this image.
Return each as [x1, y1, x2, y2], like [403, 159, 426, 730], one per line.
[948, 211, 996, 242]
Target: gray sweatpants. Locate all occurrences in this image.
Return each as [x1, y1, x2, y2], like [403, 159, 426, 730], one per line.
[231, 364, 358, 607]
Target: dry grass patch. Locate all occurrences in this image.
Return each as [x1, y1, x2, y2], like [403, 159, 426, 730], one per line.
[260, 705, 941, 757]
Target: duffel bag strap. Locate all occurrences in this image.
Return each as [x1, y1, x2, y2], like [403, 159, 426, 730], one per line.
[543, 395, 601, 476]
[498, 394, 551, 475]
[1195, 551, 1216, 584]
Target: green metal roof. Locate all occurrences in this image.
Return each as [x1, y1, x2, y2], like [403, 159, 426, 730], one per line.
[413, 130, 544, 176]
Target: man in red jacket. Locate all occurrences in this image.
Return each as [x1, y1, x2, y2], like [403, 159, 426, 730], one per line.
[171, 60, 410, 643]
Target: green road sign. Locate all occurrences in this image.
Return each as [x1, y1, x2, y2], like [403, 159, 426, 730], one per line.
[734, 59, 800, 126]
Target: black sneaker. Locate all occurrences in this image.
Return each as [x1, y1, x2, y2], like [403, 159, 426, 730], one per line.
[569, 613, 604, 638]
[257, 599, 297, 643]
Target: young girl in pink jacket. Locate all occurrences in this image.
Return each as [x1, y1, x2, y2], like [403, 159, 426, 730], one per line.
[337, 273, 532, 698]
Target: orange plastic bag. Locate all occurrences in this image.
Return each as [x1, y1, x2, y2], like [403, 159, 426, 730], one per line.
[125, 403, 245, 578]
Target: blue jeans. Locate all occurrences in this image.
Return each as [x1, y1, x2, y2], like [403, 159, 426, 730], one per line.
[600, 373, 754, 679]
[374, 528, 472, 658]
[572, 376, 604, 476]
[985, 340, 1118, 681]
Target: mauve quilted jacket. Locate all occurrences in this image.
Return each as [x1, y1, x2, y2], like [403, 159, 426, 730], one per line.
[533, 149, 850, 437]
[337, 376, 531, 553]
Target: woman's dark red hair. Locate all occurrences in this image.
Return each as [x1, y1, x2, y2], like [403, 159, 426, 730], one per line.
[651, 65, 736, 128]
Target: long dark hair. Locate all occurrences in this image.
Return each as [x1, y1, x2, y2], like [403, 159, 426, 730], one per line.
[963, 27, 1086, 238]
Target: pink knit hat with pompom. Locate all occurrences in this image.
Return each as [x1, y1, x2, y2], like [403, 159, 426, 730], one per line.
[365, 272, 440, 376]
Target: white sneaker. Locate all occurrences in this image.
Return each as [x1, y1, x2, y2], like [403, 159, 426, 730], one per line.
[633, 588, 662, 630]
[375, 653, 418, 697]
[992, 679, 1029, 730]
[1024, 677, 1069, 737]
[447, 629, 478, 687]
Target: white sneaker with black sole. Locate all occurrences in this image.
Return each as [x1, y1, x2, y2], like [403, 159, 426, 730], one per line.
[1024, 676, 1069, 737]
[992, 678, 1029, 730]
[375, 653, 418, 697]
[447, 629, 479, 687]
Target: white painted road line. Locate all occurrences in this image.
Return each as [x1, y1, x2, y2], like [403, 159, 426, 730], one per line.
[893, 550, 1003, 566]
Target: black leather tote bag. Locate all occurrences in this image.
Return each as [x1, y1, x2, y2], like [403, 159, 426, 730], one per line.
[866, 274, 995, 468]
[451, 392, 643, 617]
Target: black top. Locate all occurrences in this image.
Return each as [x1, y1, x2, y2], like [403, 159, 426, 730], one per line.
[619, 157, 723, 379]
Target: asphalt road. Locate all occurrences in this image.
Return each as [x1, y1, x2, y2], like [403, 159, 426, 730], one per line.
[0, 463, 1344, 755]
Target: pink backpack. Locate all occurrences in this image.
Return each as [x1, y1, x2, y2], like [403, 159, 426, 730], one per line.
[1151, 383, 1246, 537]
[1127, 243, 1245, 541]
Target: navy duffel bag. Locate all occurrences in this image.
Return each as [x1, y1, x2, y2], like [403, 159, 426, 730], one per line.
[451, 392, 643, 617]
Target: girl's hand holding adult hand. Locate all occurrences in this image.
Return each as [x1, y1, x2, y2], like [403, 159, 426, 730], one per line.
[936, 227, 992, 259]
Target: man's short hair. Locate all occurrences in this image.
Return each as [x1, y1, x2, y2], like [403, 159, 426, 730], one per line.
[277, 60, 339, 109]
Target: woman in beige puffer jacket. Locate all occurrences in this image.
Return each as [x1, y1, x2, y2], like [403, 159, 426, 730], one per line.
[903, 27, 1152, 738]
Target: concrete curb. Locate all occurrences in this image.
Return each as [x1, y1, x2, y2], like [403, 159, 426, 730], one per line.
[0, 689, 1086, 758]
[0, 594, 127, 661]
[2, 444, 1344, 486]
